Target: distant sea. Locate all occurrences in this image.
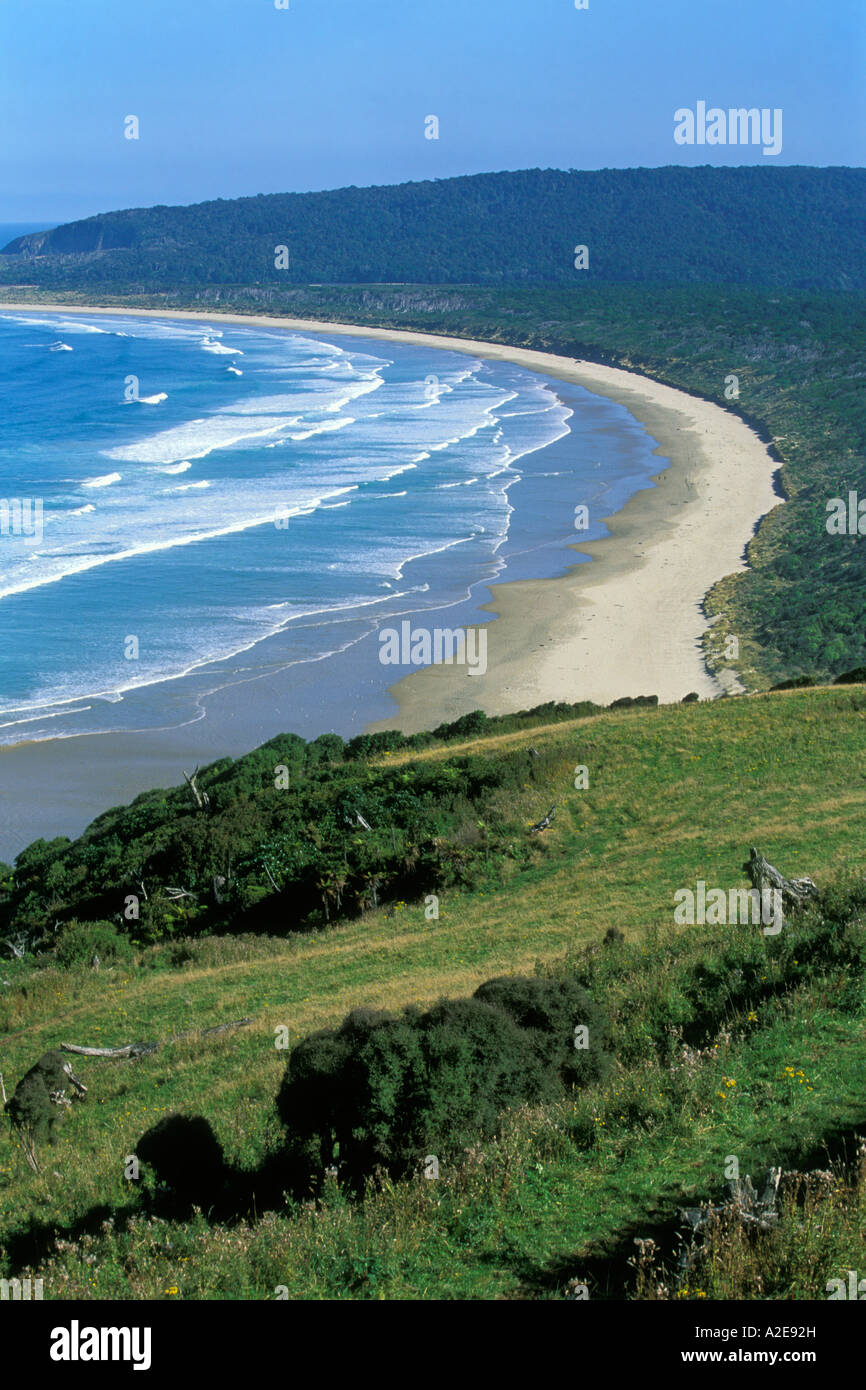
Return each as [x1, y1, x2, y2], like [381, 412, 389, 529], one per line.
[0, 222, 57, 247]
[0, 307, 666, 748]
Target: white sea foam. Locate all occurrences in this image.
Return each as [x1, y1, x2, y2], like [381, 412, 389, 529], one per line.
[0, 485, 362, 601]
[0, 321, 604, 728]
[138, 393, 168, 405]
[4, 315, 108, 335]
[288, 417, 355, 442]
[50, 341, 73, 352]
[82, 472, 122, 489]
[153, 460, 192, 475]
[200, 336, 243, 356]
[105, 415, 301, 465]
[379, 462, 419, 481]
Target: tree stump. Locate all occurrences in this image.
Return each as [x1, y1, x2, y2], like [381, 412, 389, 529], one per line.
[743, 847, 818, 915]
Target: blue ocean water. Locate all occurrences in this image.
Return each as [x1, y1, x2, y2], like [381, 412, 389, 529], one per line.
[0, 310, 664, 745]
[0, 223, 57, 248]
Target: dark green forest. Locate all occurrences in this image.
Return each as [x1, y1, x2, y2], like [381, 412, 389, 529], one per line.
[2, 166, 864, 289]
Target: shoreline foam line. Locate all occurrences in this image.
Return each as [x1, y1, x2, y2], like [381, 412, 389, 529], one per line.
[0, 302, 782, 729]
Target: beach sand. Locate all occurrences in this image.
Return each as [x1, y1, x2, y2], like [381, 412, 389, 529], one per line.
[0, 303, 783, 852]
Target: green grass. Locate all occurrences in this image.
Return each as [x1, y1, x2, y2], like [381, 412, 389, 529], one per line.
[1, 685, 865, 1298]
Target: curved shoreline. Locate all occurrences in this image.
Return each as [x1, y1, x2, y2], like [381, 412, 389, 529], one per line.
[0, 301, 782, 731]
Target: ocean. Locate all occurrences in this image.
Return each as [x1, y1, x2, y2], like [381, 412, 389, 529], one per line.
[0, 308, 665, 750]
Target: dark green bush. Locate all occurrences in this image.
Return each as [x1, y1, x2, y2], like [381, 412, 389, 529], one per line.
[770, 675, 815, 690]
[610, 694, 659, 708]
[409, 996, 554, 1153]
[472, 975, 611, 1088]
[276, 976, 610, 1188]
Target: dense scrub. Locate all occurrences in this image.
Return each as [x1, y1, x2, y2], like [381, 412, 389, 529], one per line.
[0, 699, 615, 954]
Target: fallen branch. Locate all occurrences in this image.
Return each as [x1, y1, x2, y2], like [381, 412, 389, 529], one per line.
[60, 1040, 158, 1059]
[60, 1016, 254, 1061]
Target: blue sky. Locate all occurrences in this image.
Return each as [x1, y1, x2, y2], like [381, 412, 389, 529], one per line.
[1, 0, 862, 223]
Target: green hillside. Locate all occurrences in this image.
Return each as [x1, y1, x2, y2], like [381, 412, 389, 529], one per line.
[1, 686, 864, 1299]
[3, 166, 865, 289]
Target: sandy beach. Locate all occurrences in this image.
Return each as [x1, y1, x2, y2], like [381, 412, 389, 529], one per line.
[0, 302, 783, 852]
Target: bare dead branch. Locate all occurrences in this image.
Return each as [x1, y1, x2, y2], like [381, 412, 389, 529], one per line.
[60, 1017, 254, 1060]
[183, 767, 210, 811]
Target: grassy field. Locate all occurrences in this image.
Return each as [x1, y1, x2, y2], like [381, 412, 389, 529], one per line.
[1, 685, 865, 1299]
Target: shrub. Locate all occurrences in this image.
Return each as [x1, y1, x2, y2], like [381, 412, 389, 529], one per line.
[277, 1025, 354, 1170]
[473, 975, 611, 1088]
[770, 675, 815, 690]
[610, 694, 659, 709]
[277, 976, 610, 1188]
[54, 919, 134, 969]
[5, 1051, 87, 1157]
[431, 709, 489, 741]
[409, 996, 554, 1158]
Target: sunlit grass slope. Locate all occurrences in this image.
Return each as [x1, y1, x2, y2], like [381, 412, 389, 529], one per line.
[1, 685, 864, 1298]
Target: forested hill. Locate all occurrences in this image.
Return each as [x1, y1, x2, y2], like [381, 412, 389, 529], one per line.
[2, 166, 864, 290]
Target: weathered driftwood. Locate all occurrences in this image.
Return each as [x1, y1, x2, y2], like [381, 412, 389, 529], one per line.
[743, 847, 818, 914]
[60, 1016, 254, 1061]
[60, 1040, 158, 1059]
[529, 804, 557, 833]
